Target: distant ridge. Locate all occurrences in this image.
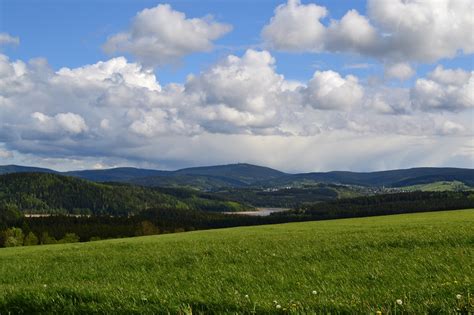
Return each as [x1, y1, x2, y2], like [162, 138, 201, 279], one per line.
[65, 167, 170, 182]
[266, 167, 474, 187]
[0, 164, 472, 190]
[0, 165, 59, 175]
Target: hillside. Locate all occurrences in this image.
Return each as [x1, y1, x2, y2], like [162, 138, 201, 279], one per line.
[402, 181, 474, 192]
[65, 167, 169, 182]
[263, 167, 474, 188]
[0, 165, 58, 175]
[0, 173, 249, 216]
[175, 163, 286, 183]
[0, 210, 472, 313]
[1, 164, 473, 190]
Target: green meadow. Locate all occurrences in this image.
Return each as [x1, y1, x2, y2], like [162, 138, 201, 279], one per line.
[0, 210, 473, 314]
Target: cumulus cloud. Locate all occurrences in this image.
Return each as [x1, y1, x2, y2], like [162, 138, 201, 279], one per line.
[325, 9, 378, 54]
[261, 0, 327, 51]
[103, 4, 232, 66]
[184, 50, 291, 133]
[304, 70, 364, 110]
[411, 66, 473, 111]
[0, 50, 472, 171]
[57, 57, 161, 91]
[262, 0, 474, 64]
[31, 112, 88, 135]
[365, 87, 411, 114]
[368, 0, 474, 62]
[384, 63, 415, 81]
[0, 33, 19, 46]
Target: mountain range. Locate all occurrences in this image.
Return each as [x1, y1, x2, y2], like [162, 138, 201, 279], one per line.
[0, 163, 473, 190]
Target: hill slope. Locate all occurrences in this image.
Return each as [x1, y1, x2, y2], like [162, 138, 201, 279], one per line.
[265, 167, 474, 187]
[1, 164, 473, 190]
[175, 163, 286, 183]
[65, 167, 169, 182]
[0, 210, 472, 313]
[0, 173, 249, 215]
[130, 163, 287, 189]
[0, 165, 57, 175]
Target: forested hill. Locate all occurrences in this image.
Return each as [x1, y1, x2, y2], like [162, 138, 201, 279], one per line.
[1, 164, 473, 190]
[0, 165, 58, 175]
[65, 167, 169, 182]
[258, 167, 474, 188]
[0, 173, 249, 216]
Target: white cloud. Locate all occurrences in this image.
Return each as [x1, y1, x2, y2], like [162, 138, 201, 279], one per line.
[261, 0, 327, 52]
[262, 0, 474, 64]
[0, 51, 472, 171]
[31, 112, 88, 135]
[57, 57, 161, 91]
[364, 87, 411, 114]
[411, 66, 473, 111]
[184, 49, 290, 133]
[368, 0, 474, 62]
[436, 120, 466, 135]
[103, 4, 232, 67]
[0, 33, 19, 46]
[326, 9, 378, 54]
[304, 71, 364, 110]
[384, 63, 415, 80]
[55, 113, 88, 134]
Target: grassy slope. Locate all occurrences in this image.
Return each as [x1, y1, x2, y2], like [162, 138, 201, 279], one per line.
[0, 210, 473, 314]
[402, 181, 474, 192]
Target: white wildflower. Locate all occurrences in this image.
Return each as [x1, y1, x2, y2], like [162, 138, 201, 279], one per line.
[396, 299, 403, 305]
[312, 290, 317, 295]
[456, 294, 462, 300]
[276, 304, 281, 309]
[244, 294, 249, 299]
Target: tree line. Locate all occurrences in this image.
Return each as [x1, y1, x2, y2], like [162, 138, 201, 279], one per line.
[282, 191, 474, 219]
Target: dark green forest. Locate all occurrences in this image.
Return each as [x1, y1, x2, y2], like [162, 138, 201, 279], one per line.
[0, 173, 250, 216]
[281, 191, 474, 219]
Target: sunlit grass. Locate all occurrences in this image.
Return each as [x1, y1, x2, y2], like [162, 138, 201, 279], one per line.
[0, 210, 473, 314]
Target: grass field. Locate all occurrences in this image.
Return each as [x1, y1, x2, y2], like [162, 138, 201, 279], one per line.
[0, 210, 473, 314]
[402, 181, 473, 192]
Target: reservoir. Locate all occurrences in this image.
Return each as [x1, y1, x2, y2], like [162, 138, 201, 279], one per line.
[227, 207, 290, 216]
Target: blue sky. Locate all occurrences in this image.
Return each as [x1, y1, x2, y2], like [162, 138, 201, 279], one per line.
[0, 0, 472, 171]
[1, 0, 386, 83]
[2, 0, 471, 86]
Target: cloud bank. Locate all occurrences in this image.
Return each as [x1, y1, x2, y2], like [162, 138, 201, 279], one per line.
[0, 48, 472, 170]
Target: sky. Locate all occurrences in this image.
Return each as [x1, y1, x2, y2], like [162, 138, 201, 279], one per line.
[0, 0, 473, 172]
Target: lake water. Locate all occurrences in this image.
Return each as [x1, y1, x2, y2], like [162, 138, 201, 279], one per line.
[227, 207, 290, 216]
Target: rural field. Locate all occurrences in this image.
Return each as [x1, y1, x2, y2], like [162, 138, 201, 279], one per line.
[0, 210, 473, 314]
